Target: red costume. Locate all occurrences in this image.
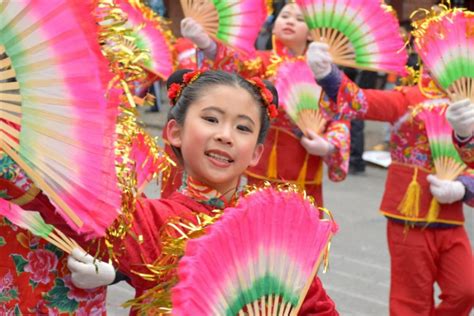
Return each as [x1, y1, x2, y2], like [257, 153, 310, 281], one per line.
[0, 154, 107, 315]
[320, 71, 474, 315]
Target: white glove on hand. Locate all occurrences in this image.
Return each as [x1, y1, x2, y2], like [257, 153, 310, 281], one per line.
[180, 17, 212, 49]
[427, 174, 466, 204]
[300, 129, 334, 156]
[306, 42, 333, 80]
[446, 99, 474, 138]
[67, 248, 115, 289]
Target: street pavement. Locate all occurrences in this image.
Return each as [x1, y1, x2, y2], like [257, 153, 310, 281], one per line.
[105, 106, 473, 315]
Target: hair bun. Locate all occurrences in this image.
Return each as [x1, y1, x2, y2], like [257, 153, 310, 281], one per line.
[263, 79, 279, 109]
[166, 69, 193, 90]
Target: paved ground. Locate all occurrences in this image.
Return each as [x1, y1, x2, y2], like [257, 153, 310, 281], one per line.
[105, 105, 473, 315]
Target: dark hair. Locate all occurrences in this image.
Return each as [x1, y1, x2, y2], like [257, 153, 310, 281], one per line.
[166, 69, 278, 161]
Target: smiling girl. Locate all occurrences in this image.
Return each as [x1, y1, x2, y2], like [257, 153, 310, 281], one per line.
[67, 69, 339, 315]
[178, 3, 350, 208]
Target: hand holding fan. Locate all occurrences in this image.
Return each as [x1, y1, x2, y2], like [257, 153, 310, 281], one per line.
[172, 187, 338, 315]
[296, 0, 408, 75]
[179, 0, 268, 55]
[275, 59, 326, 135]
[413, 9, 474, 102]
[0, 0, 121, 236]
[418, 105, 466, 222]
[116, 0, 175, 82]
[0, 198, 81, 254]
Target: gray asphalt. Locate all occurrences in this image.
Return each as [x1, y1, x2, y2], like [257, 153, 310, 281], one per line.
[105, 107, 473, 315]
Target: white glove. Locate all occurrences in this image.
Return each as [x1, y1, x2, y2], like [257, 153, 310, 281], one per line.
[180, 17, 212, 49]
[67, 248, 115, 289]
[306, 42, 333, 80]
[300, 129, 334, 156]
[446, 99, 474, 138]
[427, 174, 466, 204]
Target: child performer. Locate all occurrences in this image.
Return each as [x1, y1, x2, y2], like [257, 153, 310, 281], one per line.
[0, 153, 107, 315]
[446, 99, 474, 168]
[178, 2, 350, 207]
[305, 39, 474, 315]
[67, 69, 339, 315]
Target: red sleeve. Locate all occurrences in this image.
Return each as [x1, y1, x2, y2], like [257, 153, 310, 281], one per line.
[322, 73, 422, 124]
[298, 277, 339, 316]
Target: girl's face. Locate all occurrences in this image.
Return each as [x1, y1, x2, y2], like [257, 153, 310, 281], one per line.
[167, 85, 264, 194]
[273, 4, 309, 48]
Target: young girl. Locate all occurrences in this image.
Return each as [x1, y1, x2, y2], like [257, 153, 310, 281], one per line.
[67, 69, 339, 315]
[446, 99, 474, 168]
[306, 41, 474, 315]
[176, 2, 350, 207]
[0, 153, 107, 315]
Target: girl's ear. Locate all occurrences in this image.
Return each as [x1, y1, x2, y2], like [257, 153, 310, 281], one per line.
[248, 144, 264, 167]
[166, 119, 182, 148]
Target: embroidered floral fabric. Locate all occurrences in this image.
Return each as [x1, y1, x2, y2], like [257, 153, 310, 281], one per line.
[0, 218, 107, 315]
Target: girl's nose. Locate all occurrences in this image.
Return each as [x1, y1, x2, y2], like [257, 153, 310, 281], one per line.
[215, 128, 233, 145]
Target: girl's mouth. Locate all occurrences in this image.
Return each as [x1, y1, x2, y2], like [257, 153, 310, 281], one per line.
[205, 150, 234, 164]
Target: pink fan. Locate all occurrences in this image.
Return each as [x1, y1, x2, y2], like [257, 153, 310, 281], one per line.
[0, 199, 80, 254]
[296, 0, 408, 75]
[0, 0, 121, 236]
[172, 187, 338, 315]
[116, 0, 175, 81]
[413, 9, 474, 102]
[275, 59, 326, 135]
[418, 105, 466, 222]
[180, 0, 268, 56]
[418, 105, 466, 180]
[130, 127, 173, 193]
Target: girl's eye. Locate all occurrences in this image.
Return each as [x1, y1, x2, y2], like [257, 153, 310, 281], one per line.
[237, 125, 253, 133]
[297, 17, 305, 22]
[202, 116, 218, 123]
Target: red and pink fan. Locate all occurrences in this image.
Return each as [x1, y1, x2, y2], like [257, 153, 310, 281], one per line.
[0, 0, 121, 237]
[413, 9, 474, 102]
[418, 104, 466, 222]
[172, 187, 338, 315]
[116, 0, 175, 83]
[130, 126, 173, 193]
[180, 0, 268, 56]
[275, 59, 326, 135]
[296, 0, 408, 75]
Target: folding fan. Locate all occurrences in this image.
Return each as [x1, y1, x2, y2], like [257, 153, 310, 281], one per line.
[275, 59, 326, 135]
[418, 105, 466, 180]
[130, 126, 173, 193]
[296, 0, 408, 75]
[0, 199, 80, 254]
[180, 0, 268, 55]
[116, 0, 175, 82]
[0, 0, 122, 236]
[413, 9, 474, 102]
[418, 105, 466, 222]
[172, 187, 338, 315]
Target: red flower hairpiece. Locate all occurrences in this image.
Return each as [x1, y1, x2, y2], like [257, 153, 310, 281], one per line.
[247, 77, 278, 119]
[167, 70, 202, 105]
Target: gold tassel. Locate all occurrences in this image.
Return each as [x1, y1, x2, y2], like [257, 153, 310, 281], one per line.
[266, 130, 278, 179]
[296, 154, 309, 189]
[397, 167, 421, 218]
[314, 161, 323, 185]
[426, 198, 440, 223]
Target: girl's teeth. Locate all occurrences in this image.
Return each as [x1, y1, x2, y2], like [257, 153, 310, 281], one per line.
[208, 153, 230, 162]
